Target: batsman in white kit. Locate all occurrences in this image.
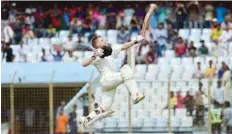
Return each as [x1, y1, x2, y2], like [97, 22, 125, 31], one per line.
[79, 35, 147, 131]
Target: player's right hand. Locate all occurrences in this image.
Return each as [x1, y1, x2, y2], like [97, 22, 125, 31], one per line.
[93, 49, 104, 57]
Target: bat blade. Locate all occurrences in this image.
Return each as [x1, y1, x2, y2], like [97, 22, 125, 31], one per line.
[141, 4, 157, 36]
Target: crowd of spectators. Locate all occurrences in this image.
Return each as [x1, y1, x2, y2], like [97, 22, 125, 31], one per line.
[1, 1, 232, 63]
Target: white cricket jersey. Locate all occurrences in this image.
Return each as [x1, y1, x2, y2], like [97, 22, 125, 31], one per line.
[91, 45, 121, 76]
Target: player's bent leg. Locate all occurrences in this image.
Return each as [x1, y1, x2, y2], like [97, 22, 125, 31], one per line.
[78, 89, 117, 131]
[120, 65, 145, 104]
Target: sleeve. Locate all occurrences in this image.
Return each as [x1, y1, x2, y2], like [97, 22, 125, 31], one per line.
[90, 57, 100, 65]
[112, 45, 122, 56]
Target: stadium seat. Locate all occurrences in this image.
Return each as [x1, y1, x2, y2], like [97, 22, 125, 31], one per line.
[164, 50, 175, 58]
[39, 38, 51, 46]
[178, 29, 190, 40]
[135, 64, 147, 79]
[180, 116, 193, 127]
[59, 30, 70, 38]
[176, 108, 187, 116]
[28, 38, 39, 46]
[155, 116, 168, 127]
[182, 57, 193, 65]
[170, 58, 181, 65]
[132, 118, 143, 128]
[143, 118, 155, 128]
[26, 53, 38, 62]
[95, 30, 107, 40]
[194, 57, 205, 64]
[189, 28, 201, 43]
[107, 30, 118, 44]
[158, 57, 169, 65]
[51, 37, 62, 45]
[201, 28, 212, 42]
[171, 116, 181, 127]
[117, 118, 128, 128]
[205, 56, 216, 64]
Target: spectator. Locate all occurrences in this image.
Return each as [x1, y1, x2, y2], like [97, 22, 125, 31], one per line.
[47, 24, 56, 38]
[193, 62, 204, 79]
[62, 50, 78, 62]
[211, 101, 223, 134]
[56, 101, 65, 119]
[117, 26, 130, 44]
[136, 43, 150, 64]
[35, 24, 47, 38]
[135, 4, 146, 25]
[170, 91, 177, 109]
[145, 46, 156, 64]
[223, 101, 232, 134]
[2, 43, 14, 62]
[70, 17, 82, 34]
[211, 40, 225, 57]
[218, 26, 232, 43]
[22, 24, 35, 39]
[124, 4, 135, 27]
[18, 43, 27, 62]
[51, 50, 64, 62]
[3, 24, 14, 44]
[167, 23, 175, 44]
[151, 22, 167, 57]
[62, 34, 76, 51]
[183, 91, 194, 116]
[25, 13, 35, 29]
[82, 15, 93, 34]
[55, 108, 68, 134]
[221, 63, 231, 102]
[218, 61, 227, 80]
[130, 14, 139, 33]
[215, 3, 227, 24]
[174, 37, 186, 57]
[211, 24, 223, 42]
[204, 2, 214, 28]
[149, 7, 158, 30]
[198, 40, 209, 56]
[205, 60, 216, 79]
[175, 3, 187, 29]
[166, 2, 175, 23]
[51, 4, 62, 30]
[188, 41, 197, 57]
[40, 48, 52, 62]
[194, 90, 204, 126]
[106, 4, 117, 29]
[176, 91, 184, 108]
[221, 15, 232, 30]
[98, 11, 106, 29]
[69, 104, 78, 134]
[212, 81, 225, 106]
[76, 34, 92, 51]
[157, 2, 167, 23]
[187, 1, 200, 28]
[61, 8, 70, 30]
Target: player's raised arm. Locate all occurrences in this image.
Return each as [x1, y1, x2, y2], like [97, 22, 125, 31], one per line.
[82, 49, 103, 67]
[121, 35, 146, 51]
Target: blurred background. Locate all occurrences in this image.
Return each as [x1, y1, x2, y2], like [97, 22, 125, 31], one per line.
[1, 1, 232, 134]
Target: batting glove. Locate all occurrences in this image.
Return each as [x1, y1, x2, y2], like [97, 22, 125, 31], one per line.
[93, 49, 104, 57]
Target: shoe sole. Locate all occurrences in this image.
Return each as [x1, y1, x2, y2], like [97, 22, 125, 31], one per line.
[133, 95, 145, 105]
[85, 110, 115, 128]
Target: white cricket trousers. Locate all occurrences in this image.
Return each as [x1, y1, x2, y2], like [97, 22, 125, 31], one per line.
[87, 65, 140, 120]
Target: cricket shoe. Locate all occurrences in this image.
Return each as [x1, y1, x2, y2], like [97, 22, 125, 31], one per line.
[78, 116, 88, 132]
[133, 93, 145, 105]
[85, 110, 115, 128]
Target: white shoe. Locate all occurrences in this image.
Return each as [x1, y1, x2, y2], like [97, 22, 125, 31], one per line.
[78, 117, 88, 132]
[133, 93, 145, 105]
[85, 110, 115, 128]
